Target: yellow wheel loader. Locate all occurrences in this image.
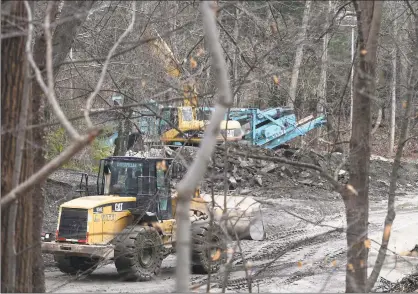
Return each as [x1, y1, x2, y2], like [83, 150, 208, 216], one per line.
[41, 156, 231, 281]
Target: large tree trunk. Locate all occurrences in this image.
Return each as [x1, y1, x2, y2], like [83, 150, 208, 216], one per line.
[1, 2, 35, 292]
[344, 1, 383, 293]
[29, 2, 95, 291]
[314, 1, 332, 147]
[288, 0, 312, 111]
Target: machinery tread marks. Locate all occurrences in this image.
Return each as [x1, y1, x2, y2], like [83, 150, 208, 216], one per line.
[114, 225, 164, 281]
[54, 254, 99, 276]
[191, 220, 228, 275]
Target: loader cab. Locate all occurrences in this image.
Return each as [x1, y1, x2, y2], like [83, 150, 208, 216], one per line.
[96, 156, 179, 220]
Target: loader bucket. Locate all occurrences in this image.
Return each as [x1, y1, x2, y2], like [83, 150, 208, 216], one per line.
[201, 194, 266, 241]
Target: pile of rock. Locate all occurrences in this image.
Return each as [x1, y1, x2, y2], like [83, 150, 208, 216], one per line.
[173, 143, 336, 193]
[172, 142, 418, 198]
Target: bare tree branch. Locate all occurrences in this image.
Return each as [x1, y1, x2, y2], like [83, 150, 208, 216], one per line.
[175, 1, 234, 292]
[0, 129, 100, 208]
[57, 22, 194, 67]
[24, 1, 79, 139]
[84, 1, 136, 128]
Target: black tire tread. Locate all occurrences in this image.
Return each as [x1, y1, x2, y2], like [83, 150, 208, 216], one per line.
[114, 225, 164, 281]
[191, 221, 227, 275]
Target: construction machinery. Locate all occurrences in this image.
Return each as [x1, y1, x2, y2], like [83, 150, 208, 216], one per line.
[41, 155, 265, 280]
[148, 32, 243, 145]
[198, 107, 327, 149]
[108, 32, 326, 149]
[109, 105, 327, 150]
[108, 32, 243, 148]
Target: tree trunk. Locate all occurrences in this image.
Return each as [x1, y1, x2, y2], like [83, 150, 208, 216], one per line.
[345, 1, 383, 292]
[411, 14, 418, 128]
[1, 2, 35, 292]
[366, 61, 416, 294]
[232, 6, 240, 106]
[288, 0, 312, 111]
[314, 1, 332, 147]
[389, 18, 397, 157]
[30, 1, 95, 291]
[113, 108, 133, 156]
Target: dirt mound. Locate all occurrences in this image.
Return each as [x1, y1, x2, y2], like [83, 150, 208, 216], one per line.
[172, 143, 418, 199]
[172, 144, 331, 194]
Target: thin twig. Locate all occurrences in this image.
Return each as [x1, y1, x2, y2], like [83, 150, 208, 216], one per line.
[58, 22, 194, 67]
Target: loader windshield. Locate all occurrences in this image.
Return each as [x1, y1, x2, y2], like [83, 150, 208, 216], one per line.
[100, 160, 145, 196]
[97, 158, 168, 198]
[181, 107, 193, 121]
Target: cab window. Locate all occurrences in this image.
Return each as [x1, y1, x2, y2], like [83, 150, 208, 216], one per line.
[101, 161, 144, 196]
[182, 107, 193, 122]
[159, 108, 178, 133]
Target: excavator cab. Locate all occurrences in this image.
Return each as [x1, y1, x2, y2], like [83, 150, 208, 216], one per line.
[157, 106, 196, 134]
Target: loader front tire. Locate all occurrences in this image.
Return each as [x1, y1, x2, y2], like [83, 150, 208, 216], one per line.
[114, 226, 164, 281]
[191, 221, 228, 274]
[54, 254, 99, 276]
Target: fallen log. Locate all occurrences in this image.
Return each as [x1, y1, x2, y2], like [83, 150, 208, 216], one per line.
[201, 193, 266, 241]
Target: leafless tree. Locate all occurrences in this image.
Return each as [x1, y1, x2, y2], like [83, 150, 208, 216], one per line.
[2, 1, 417, 293]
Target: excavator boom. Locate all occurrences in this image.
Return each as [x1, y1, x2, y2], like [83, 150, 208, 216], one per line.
[149, 32, 198, 107]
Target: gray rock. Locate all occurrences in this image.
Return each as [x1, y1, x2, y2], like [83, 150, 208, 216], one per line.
[299, 171, 311, 178]
[299, 179, 313, 186]
[281, 166, 293, 177]
[255, 175, 263, 186]
[240, 188, 251, 195]
[229, 176, 238, 188]
[240, 160, 250, 168]
[261, 163, 278, 173]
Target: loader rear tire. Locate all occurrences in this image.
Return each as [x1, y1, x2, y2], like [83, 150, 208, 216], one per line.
[54, 254, 99, 276]
[191, 221, 228, 274]
[114, 226, 164, 281]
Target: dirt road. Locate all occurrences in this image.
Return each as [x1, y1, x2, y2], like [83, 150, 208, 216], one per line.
[44, 189, 418, 293]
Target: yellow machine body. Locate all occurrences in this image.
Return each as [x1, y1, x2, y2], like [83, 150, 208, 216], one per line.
[54, 191, 208, 247]
[159, 107, 243, 145]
